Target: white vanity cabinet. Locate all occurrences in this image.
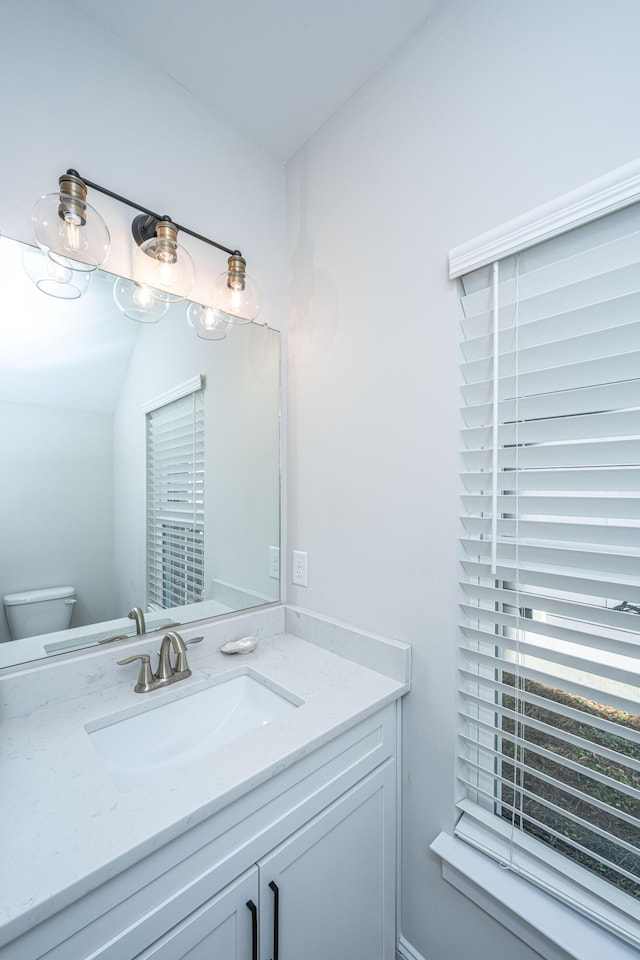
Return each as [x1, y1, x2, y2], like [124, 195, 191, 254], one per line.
[3, 703, 399, 960]
[136, 763, 395, 960]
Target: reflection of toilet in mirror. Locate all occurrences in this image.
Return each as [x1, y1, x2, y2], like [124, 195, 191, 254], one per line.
[2, 586, 76, 641]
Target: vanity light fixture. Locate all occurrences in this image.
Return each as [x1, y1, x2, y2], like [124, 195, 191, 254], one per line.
[212, 252, 261, 324]
[29, 169, 261, 325]
[186, 302, 230, 340]
[31, 171, 111, 273]
[21, 244, 93, 300]
[132, 215, 195, 303]
[112, 277, 169, 323]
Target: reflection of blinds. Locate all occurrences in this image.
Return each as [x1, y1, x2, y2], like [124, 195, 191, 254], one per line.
[146, 385, 205, 611]
[457, 202, 640, 945]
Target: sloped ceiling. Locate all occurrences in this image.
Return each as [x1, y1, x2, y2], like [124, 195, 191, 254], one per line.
[71, 0, 444, 160]
[0, 238, 138, 412]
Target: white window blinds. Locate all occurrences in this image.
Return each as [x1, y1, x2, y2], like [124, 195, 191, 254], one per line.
[146, 384, 205, 611]
[458, 202, 640, 944]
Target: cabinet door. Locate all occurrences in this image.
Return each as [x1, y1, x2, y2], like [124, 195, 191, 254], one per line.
[134, 867, 258, 960]
[258, 762, 395, 960]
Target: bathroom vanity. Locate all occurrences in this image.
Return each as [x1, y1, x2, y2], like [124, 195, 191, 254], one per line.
[0, 606, 410, 960]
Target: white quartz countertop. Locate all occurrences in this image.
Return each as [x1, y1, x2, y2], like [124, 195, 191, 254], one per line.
[0, 612, 409, 946]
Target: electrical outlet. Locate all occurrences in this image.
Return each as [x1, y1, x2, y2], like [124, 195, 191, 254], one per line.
[292, 550, 308, 586]
[269, 546, 280, 579]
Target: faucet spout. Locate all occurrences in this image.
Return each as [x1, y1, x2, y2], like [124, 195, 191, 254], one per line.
[128, 607, 147, 635]
[157, 630, 188, 681]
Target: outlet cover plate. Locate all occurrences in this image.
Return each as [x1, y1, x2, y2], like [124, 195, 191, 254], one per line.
[292, 550, 308, 586]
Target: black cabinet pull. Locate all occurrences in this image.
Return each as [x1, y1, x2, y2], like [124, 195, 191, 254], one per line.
[269, 880, 280, 960]
[246, 900, 258, 960]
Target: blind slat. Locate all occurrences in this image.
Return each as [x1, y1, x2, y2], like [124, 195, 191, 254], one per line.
[463, 439, 640, 471]
[461, 350, 640, 406]
[461, 560, 640, 605]
[460, 582, 640, 635]
[461, 291, 640, 363]
[461, 495, 640, 521]
[461, 516, 640, 549]
[461, 538, 640, 577]
[461, 628, 640, 690]
[463, 408, 640, 448]
[461, 378, 640, 429]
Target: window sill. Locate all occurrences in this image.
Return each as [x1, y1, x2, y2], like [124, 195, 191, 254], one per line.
[431, 832, 639, 960]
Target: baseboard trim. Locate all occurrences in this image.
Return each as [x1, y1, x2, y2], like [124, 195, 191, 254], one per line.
[397, 935, 427, 960]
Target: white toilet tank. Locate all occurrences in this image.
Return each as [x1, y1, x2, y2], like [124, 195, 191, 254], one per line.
[3, 586, 76, 641]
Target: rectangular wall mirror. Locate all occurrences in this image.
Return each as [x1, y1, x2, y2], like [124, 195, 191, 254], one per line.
[0, 235, 281, 669]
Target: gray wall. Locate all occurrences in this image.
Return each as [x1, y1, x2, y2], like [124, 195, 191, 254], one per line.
[0, 402, 114, 643]
[285, 1, 640, 957]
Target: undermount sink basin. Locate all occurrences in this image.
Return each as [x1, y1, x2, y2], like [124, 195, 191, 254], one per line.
[86, 673, 299, 792]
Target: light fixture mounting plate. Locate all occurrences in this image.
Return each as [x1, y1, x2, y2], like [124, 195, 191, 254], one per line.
[131, 213, 174, 248]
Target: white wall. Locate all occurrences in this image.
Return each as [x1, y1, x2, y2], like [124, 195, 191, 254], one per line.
[0, 402, 114, 644]
[285, 1, 640, 958]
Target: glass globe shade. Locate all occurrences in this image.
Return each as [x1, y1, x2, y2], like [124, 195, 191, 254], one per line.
[30, 191, 110, 273]
[186, 302, 230, 340]
[133, 235, 195, 303]
[113, 277, 169, 323]
[212, 268, 261, 324]
[22, 245, 92, 299]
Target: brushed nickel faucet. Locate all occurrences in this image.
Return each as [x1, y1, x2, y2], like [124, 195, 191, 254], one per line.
[98, 606, 147, 645]
[117, 631, 203, 693]
[128, 607, 147, 635]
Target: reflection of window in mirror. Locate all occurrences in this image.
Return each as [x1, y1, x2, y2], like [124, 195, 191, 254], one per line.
[145, 379, 205, 611]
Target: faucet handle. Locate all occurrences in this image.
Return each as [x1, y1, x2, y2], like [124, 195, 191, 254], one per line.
[174, 636, 203, 673]
[98, 633, 129, 645]
[117, 653, 155, 693]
